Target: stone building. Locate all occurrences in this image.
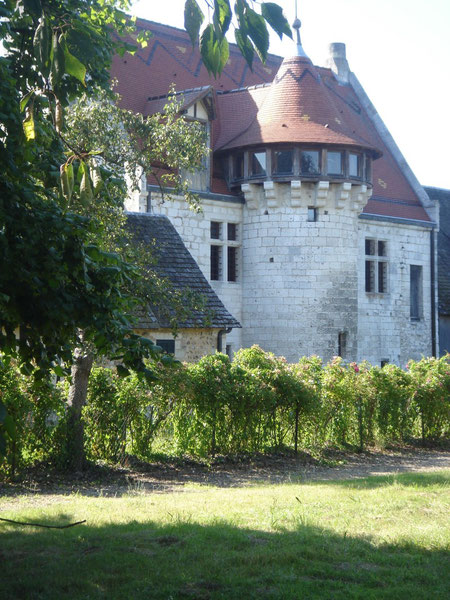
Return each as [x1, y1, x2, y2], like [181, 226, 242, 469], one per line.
[113, 17, 439, 365]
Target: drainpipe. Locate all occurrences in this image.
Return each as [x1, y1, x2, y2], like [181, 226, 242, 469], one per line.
[430, 229, 437, 357]
[217, 327, 232, 353]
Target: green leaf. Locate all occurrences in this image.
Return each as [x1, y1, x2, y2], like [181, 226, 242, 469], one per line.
[116, 364, 130, 378]
[213, 0, 232, 36]
[23, 108, 35, 141]
[52, 365, 65, 377]
[0, 401, 6, 424]
[33, 17, 51, 75]
[246, 8, 269, 63]
[0, 434, 6, 457]
[261, 3, 292, 39]
[50, 32, 65, 88]
[184, 0, 204, 46]
[200, 24, 229, 77]
[62, 37, 86, 86]
[20, 90, 34, 113]
[235, 29, 254, 70]
[3, 415, 16, 440]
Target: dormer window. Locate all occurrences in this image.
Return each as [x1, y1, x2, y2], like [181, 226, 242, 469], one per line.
[273, 149, 293, 174]
[250, 151, 266, 176]
[327, 151, 343, 175]
[349, 153, 361, 178]
[301, 150, 320, 175]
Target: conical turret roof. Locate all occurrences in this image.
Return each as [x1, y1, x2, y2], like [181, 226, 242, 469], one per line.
[217, 55, 382, 156]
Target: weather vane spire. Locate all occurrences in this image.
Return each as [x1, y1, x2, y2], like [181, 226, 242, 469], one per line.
[292, 0, 308, 57]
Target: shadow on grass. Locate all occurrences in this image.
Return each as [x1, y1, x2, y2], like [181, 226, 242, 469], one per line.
[303, 471, 450, 490]
[1, 512, 449, 600]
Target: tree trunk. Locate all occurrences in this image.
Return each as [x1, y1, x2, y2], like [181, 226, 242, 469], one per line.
[66, 347, 93, 471]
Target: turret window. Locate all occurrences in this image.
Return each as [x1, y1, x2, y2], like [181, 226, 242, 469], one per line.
[300, 150, 320, 175]
[327, 151, 343, 175]
[273, 149, 293, 174]
[250, 151, 266, 176]
[229, 148, 373, 184]
[349, 153, 361, 178]
[234, 153, 244, 179]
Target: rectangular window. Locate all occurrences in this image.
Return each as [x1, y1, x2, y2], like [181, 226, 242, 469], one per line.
[365, 238, 388, 293]
[365, 156, 372, 181]
[327, 151, 343, 175]
[210, 245, 222, 280]
[307, 207, 317, 222]
[227, 246, 237, 282]
[156, 339, 175, 355]
[381, 359, 389, 368]
[210, 221, 221, 239]
[349, 153, 361, 178]
[227, 223, 237, 241]
[338, 332, 347, 358]
[300, 150, 320, 175]
[273, 149, 293, 174]
[410, 265, 423, 320]
[225, 344, 232, 359]
[250, 151, 266, 176]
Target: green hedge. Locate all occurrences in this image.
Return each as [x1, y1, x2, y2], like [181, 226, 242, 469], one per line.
[1, 349, 449, 473]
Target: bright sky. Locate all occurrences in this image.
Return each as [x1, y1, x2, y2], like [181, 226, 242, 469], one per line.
[130, 0, 450, 190]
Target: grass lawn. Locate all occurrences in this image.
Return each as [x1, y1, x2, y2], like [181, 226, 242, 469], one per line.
[1, 470, 449, 599]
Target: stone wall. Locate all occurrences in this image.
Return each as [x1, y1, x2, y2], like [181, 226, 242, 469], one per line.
[150, 193, 244, 353]
[240, 180, 370, 363]
[358, 219, 433, 365]
[135, 328, 220, 363]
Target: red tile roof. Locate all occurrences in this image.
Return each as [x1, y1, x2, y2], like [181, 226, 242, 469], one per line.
[216, 56, 381, 155]
[110, 18, 431, 223]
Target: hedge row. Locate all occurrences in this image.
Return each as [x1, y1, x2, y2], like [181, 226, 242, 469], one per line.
[1, 348, 449, 473]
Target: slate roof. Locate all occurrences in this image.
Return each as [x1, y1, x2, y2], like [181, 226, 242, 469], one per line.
[424, 187, 450, 315]
[126, 213, 241, 329]
[110, 17, 431, 223]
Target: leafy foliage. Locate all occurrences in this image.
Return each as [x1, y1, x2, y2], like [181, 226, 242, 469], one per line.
[2, 352, 448, 474]
[184, 0, 292, 75]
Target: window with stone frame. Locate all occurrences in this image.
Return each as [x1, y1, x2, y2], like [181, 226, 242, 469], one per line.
[210, 221, 240, 282]
[365, 238, 388, 293]
[156, 339, 175, 355]
[410, 265, 423, 320]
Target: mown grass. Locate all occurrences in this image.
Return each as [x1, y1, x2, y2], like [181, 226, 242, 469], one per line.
[1, 471, 449, 599]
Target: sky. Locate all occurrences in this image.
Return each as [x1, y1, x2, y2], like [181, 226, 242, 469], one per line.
[130, 0, 450, 190]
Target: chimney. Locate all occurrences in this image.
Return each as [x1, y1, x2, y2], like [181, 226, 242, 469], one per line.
[326, 42, 350, 83]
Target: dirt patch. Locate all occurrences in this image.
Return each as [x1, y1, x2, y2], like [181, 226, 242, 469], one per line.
[1, 448, 449, 507]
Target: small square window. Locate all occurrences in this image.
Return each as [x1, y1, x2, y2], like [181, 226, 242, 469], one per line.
[227, 223, 237, 241]
[327, 151, 343, 175]
[301, 150, 320, 175]
[156, 339, 175, 355]
[273, 149, 293, 174]
[307, 207, 317, 222]
[210, 221, 221, 239]
[250, 151, 266, 176]
[381, 359, 389, 368]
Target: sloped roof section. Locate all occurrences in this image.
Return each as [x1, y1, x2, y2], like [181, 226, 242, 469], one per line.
[424, 187, 450, 314]
[216, 56, 381, 155]
[111, 18, 282, 115]
[126, 213, 241, 329]
[144, 85, 215, 118]
[110, 19, 432, 223]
